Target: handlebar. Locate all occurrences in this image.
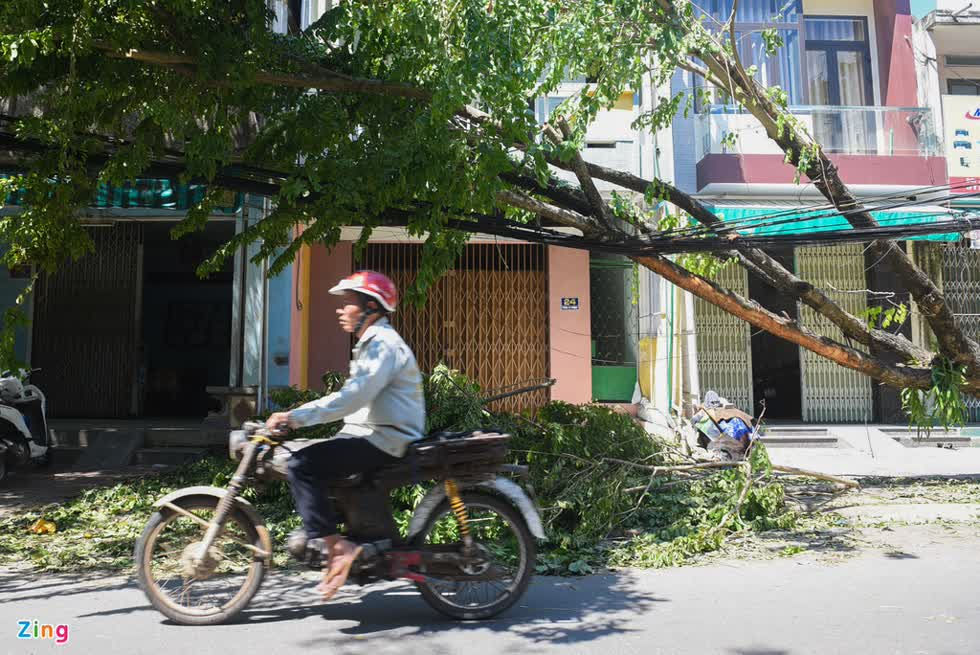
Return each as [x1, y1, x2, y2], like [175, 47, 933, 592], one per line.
[241, 420, 290, 441]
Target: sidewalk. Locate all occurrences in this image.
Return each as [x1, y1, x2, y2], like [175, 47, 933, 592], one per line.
[765, 425, 980, 478]
[0, 465, 168, 518]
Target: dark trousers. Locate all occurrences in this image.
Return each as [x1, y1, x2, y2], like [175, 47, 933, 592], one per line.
[287, 437, 399, 539]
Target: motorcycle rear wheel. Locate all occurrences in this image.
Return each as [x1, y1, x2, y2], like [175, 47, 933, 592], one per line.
[135, 496, 266, 625]
[414, 491, 536, 620]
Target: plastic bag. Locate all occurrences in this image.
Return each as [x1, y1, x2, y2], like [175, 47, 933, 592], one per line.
[721, 417, 751, 442]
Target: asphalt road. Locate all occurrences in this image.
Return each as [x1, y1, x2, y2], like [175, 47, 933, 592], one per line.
[2, 527, 978, 655]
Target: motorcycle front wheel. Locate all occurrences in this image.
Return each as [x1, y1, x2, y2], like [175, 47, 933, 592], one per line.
[135, 496, 266, 625]
[414, 491, 536, 620]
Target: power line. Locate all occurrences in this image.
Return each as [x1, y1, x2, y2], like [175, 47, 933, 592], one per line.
[659, 182, 980, 239]
[446, 210, 980, 256]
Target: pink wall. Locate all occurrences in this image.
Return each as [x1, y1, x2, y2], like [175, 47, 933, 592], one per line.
[547, 246, 592, 404]
[874, 0, 918, 107]
[307, 242, 353, 390]
[697, 153, 947, 189]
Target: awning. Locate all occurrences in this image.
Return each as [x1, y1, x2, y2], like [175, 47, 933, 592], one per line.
[3, 176, 242, 214]
[706, 204, 964, 242]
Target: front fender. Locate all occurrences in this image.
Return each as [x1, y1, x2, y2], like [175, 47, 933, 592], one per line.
[408, 477, 546, 541]
[153, 486, 273, 564]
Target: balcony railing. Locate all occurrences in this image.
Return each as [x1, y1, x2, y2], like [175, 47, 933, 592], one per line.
[696, 106, 942, 160]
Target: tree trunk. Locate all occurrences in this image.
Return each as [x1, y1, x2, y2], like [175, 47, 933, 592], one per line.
[631, 255, 937, 392]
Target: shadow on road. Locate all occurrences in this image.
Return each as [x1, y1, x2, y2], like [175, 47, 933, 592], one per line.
[257, 571, 666, 649]
[0, 568, 135, 601]
[66, 569, 667, 649]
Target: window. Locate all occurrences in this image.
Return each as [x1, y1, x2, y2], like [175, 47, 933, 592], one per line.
[694, 28, 804, 111]
[740, 29, 803, 103]
[949, 79, 980, 95]
[692, 5, 896, 116]
[946, 55, 980, 67]
[702, 0, 801, 22]
[804, 18, 873, 107]
[694, 0, 804, 112]
[805, 17, 866, 41]
[804, 17, 874, 154]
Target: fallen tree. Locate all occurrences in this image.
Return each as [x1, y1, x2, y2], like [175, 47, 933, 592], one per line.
[0, 0, 975, 425]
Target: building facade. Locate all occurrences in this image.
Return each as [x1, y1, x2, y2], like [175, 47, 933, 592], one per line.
[0, 187, 283, 420]
[283, 0, 684, 412]
[914, 0, 980, 422]
[671, 0, 952, 423]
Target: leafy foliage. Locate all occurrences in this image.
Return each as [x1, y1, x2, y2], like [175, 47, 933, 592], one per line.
[901, 357, 969, 435]
[656, 211, 731, 279]
[0, 0, 750, 284]
[502, 406, 793, 573]
[0, 457, 298, 570]
[862, 303, 909, 330]
[423, 363, 489, 433]
[0, 304, 29, 372]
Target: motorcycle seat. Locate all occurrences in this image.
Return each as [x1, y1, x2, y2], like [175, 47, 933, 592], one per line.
[261, 431, 511, 486]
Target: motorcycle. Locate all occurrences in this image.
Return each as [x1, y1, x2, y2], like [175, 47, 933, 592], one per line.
[134, 421, 544, 626]
[0, 369, 51, 484]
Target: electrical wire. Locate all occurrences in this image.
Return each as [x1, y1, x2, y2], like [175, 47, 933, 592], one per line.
[658, 182, 980, 239]
[445, 210, 980, 257]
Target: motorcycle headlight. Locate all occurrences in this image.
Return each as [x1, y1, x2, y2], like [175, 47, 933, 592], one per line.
[0, 377, 23, 401]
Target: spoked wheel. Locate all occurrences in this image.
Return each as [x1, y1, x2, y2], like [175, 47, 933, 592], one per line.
[415, 491, 536, 620]
[135, 497, 266, 625]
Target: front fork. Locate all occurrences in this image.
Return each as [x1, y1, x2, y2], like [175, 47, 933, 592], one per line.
[193, 441, 258, 564]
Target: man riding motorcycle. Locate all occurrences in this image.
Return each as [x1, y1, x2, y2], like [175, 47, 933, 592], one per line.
[265, 270, 425, 600]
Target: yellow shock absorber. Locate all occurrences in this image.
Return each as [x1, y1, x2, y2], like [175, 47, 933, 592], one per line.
[444, 479, 474, 551]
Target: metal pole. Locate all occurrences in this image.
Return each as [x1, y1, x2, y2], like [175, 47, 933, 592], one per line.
[236, 212, 248, 388]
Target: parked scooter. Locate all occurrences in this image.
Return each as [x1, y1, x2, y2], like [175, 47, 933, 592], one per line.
[0, 369, 51, 483]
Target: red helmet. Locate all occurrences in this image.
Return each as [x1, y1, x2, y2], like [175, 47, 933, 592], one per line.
[329, 270, 398, 312]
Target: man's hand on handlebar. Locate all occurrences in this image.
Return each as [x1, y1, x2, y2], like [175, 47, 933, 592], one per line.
[265, 412, 292, 436]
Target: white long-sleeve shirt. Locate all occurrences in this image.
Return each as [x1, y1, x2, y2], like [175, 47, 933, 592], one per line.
[287, 318, 426, 457]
